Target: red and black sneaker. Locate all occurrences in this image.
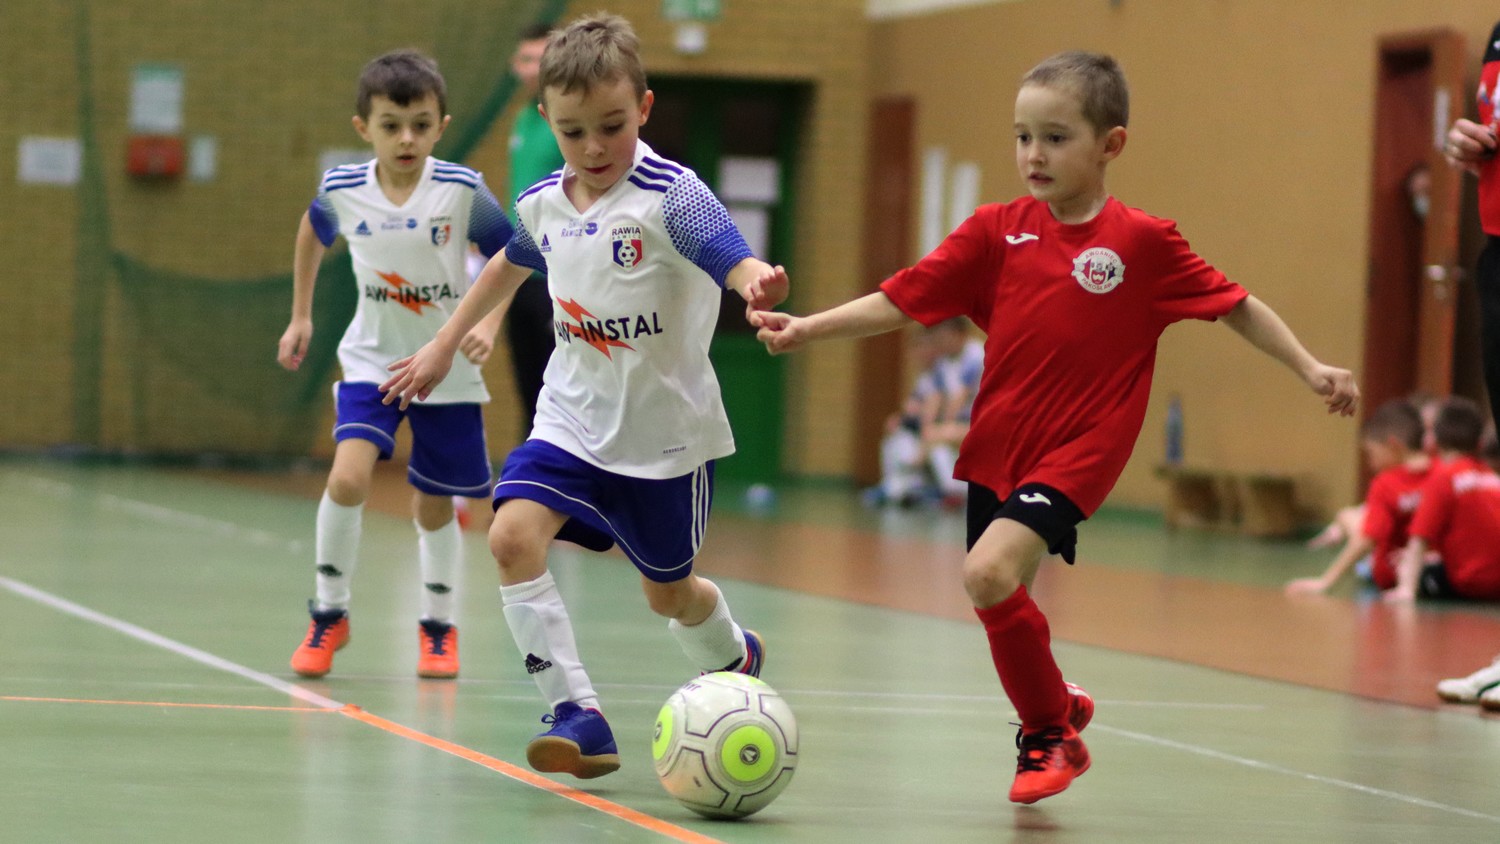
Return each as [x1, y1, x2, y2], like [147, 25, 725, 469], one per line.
[1008, 724, 1090, 804]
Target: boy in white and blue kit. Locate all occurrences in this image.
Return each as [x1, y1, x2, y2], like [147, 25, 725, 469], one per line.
[382, 14, 789, 780]
[276, 50, 512, 681]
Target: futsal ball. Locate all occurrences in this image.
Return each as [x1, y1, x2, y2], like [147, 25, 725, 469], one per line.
[652, 671, 799, 819]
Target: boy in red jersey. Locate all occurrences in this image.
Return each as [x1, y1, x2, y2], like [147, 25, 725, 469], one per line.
[1286, 399, 1430, 595]
[1386, 397, 1500, 603]
[751, 51, 1358, 804]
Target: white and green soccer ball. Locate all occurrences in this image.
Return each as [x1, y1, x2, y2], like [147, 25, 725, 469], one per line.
[652, 671, 799, 819]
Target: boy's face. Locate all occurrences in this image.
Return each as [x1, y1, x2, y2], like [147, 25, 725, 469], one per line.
[353, 93, 449, 178]
[1361, 436, 1403, 472]
[1013, 83, 1124, 220]
[511, 38, 548, 96]
[541, 77, 652, 201]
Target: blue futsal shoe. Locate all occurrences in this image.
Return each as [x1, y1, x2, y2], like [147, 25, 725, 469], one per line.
[736, 629, 766, 678]
[526, 702, 621, 779]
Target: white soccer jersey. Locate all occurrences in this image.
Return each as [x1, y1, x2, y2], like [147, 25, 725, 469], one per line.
[505, 141, 754, 479]
[308, 156, 510, 404]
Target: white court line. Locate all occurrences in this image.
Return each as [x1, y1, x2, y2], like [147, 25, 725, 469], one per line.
[0, 576, 341, 710]
[1093, 723, 1500, 825]
[5, 471, 305, 553]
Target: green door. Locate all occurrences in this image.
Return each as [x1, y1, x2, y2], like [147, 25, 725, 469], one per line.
[644, 78, 808, 484]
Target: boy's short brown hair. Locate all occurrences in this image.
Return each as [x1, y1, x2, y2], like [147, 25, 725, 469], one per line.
[356, 49, 447, 119]
[539, 13, 647, 103]
[1021, 51, 1129, 135]
[1433, 396, 1486, 455]
[1361, 399, 1424, 451]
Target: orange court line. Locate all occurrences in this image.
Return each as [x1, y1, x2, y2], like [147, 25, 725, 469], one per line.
[338, 704, 726, 844]
[0, 695, 334, 713]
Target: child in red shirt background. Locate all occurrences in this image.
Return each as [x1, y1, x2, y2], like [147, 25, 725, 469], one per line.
[1387, 397, 1500, 603]
[1286, 399, 1430, 595]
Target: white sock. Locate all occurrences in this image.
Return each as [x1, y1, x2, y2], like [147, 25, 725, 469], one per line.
[417, 518, 462, 624]
[314, 492, 362, 611]
[500, 572, 599, 711]
[667, 581, 747, 672]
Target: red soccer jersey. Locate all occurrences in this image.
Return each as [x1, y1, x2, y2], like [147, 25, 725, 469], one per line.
[1476, 21, 1500, 236]
[880, 196, 1247, 515]
[1409, 455, 1500, 599]
[1360, 462, 1430, 590]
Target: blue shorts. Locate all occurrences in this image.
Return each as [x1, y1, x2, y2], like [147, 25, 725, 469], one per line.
[493, 439, 714, 583]
[333, 381, 492, 497]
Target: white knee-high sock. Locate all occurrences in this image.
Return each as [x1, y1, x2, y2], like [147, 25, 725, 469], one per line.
[417, 518, 461, 624]
[500, 572, 599, 711]
[314, 492, 362, 611]
[667, 581, 747, 672]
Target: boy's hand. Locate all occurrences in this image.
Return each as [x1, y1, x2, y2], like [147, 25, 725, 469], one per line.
[458, 325, 496, 365]
[379, 341, 455, 410]
[1445, 118, 1497, 175]
[740, 264, 790, 316]
[750, 310, 809, 355]
[1305, 363, 1359, 417]
[277, 318, 313, 371]
[1284, 576, 1331, 596]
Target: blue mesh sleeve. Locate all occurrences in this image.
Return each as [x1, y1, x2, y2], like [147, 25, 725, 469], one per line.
[307, 194, 339, 247]
[662, 172, 753, 288]
[504, 217, 547, 273]
[467, 181, 512, 258]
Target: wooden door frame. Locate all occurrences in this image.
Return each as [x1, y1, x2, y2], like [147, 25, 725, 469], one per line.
[852, 97, 916, 485]
[1361, 31, 1466, 402]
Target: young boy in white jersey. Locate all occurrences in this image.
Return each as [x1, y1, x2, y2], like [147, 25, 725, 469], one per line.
[381, 14, 789, 780]
[276, 50, 513, 680]
[752, 52, 1357, 804]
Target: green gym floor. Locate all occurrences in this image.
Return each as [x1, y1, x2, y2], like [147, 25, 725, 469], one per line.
[5, 457, 1500, 843]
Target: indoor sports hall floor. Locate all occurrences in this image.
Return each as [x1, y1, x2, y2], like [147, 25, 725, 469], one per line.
[5, 457, 1500, 843]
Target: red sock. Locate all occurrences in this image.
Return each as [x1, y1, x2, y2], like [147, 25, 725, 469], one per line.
[974, 586, 1068, 730]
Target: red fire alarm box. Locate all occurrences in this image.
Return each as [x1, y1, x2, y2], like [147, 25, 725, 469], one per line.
[126, 135, 185, 178]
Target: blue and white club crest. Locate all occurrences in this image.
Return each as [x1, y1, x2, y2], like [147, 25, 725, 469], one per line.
[431, 224, 451, 247]
[1071, 247, 1124, 294]
[611, 224, 644, 271]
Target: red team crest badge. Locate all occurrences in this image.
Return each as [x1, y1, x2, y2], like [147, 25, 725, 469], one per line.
[1071, 247, 1125, 294]
[611, 224, 644, 271]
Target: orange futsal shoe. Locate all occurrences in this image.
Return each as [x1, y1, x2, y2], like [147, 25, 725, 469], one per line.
[290, 603, 350, 678]
[417, 619, 460, 678]
[1008, 724, 1091, 804]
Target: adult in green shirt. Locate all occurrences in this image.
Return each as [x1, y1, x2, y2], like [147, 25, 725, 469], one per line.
[503, 23, 565, 437]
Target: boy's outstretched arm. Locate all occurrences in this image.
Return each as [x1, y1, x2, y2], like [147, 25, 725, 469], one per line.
[1285, 531, 1373, 595]
[380, 252, 531, 409]
[276, 212, 326, 371]
[1221, 295, 1359, 416]
[751, 291, 913, 355]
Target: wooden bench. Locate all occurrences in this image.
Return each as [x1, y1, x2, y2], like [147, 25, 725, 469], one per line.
[1156, 466, 1299, 538]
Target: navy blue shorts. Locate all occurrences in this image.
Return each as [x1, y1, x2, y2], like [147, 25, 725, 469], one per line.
[493, 439, 714, 583]
[966, 482, 1085, 564]
[333, 381, 492, 497]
